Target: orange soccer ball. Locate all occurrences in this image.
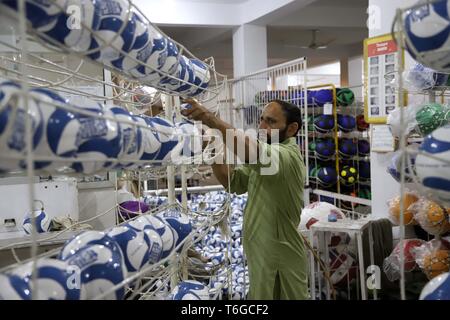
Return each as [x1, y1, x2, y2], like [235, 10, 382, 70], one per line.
[427, 203, 447, 226]
[389, 193, 419, 225]
[423, 250, 450, 279]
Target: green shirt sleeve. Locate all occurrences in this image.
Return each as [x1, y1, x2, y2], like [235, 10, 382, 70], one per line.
[229, 165, 251, 195]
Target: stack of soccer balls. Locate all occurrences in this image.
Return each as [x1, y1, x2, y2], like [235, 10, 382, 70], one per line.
[189, 192, 249, 300]
[1, 0, 210, 96]
[0, 208, 193, 300]
[0, 81, 202, 174]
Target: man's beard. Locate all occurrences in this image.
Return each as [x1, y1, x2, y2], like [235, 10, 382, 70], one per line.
[260, 127, 288, 144]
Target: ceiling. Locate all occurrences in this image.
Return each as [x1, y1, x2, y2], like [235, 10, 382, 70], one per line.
[160, 0, 369, 78]
[0, 0, 369, 78]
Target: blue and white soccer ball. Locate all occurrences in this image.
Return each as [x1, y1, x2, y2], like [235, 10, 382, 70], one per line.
[156, 208, 192, 249]
[0, 82, 44, 172]
[187, 58, 211, 97]
[107, 106, 143, 169]
[65, 244, 127, 300]
[1, 0, 64, 30]
[404, 0, 450, 72]
[420, 272, 450, 300]
[10, 258, 80, 300]
[22, 209, 50, 235]
[125, 26, 168, 82]
[134, 115, 161, 163]
[68, 105, 121, 174]
[144, 117, 178, 162]
[416, 125, 450, 204]
[127, 217, 163, 264]
[37, 0, 97, 53]
[59, 230, 120, 261]
[160, 55, 194, 93]
[0, 274, 31, 300]
[107, 225, 151, 275]
[171, 280, 210, 300]
[137, 214, 175, 259]
[90, 0, 136, 65]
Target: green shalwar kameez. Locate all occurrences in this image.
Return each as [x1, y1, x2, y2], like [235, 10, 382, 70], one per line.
[230, 137, 309, 300]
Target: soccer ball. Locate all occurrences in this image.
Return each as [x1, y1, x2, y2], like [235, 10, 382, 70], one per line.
[358, 161, 371, 180]
[337, 114, 356, 133]
[423, 249, 450, 279]
[410, 199, 450, 235]
[134, 115, 161, 162]
[67, 105, 122, 174]
[156, 208, 192, 249]
[107, 225, 151, 275]
[140, 214, 176, 259]
[38, 0, 97, 53]
[340, 166, 358, 186]
[1, 0, 64, 30]
[90, 0, 136, 65]
[388, 193, 419, 225]
[314, 115, 335, 133]
[0, 82, 44, 172]
[383, 239, 425, 281]
[160, 55, 194, 94]
[186, 58, 211, 97]
[10, 258, 80, 300]
[65, 244, 127, 300]
[299, 202, 347, 231]
[420, 272, 450, 300]
[59, 230, 120, 260]
[317, 167, 338, 187]
[108, 106, 143, 169]
[416, 125, 450, 204]
[312, 89, 333, 107]
[336, 88, 355, 107]
[22, 209, 50, 234]
[338, 138, 357, 158]
[0, 274, 31, 300]
[329, 250, 358, 287]
[356, 114, 369, 131]
[404, 0, 450, 72]
[315, 138, 335, 160]
[127, 217, 163, 264]
[171, 280, 210, 300]
[146, 117, 179, 162]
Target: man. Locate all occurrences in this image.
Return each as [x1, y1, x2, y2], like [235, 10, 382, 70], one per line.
[182, 98, 309, 300]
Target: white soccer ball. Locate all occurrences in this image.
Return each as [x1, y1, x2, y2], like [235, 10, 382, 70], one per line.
[107, 106, 143, 169]
[420, 272, 450, 300]
[0, 82, 44, 172]
[36, 0, 97, 53]
[404, 1, 450, 72]
[59, 230, 119, 260]
[22, 210, 50, 235]
[134, 115, 161, 164]
[0, 274, 31, 300]
[160, 55, 193, 93]
[186, 58, 211, 97]
[125, 27, 168, 81]
[299, 202, 347, 230]
[139, 214, 175, 259]
[127, 217, 163, 264]
[107, 225, 151, 275]
[10, 258, 80, 300]
[156, 208, 192, 249]
[171, 280, 210, 300]
[1, 0, 64, 30]
[416, 125, 450, 204]
[65, 244, 127, 300]
[90, 0, 136, 65]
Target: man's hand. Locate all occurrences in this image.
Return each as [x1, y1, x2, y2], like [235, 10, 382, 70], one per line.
[181, 98, 214, 125]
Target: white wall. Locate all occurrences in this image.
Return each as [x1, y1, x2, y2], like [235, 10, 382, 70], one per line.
[348, 55, 363, 100]
[368, 0, 417, 239]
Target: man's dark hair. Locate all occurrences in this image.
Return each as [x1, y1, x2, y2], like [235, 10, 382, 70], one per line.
[270, 99, 302, 136]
